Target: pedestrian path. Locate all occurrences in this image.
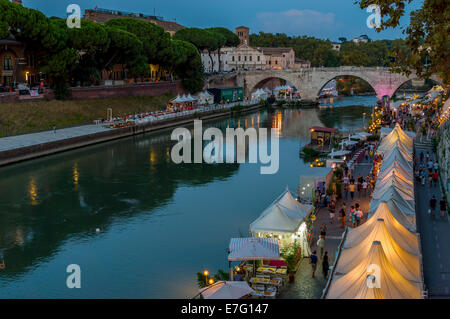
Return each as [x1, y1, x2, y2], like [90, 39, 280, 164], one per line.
[280, 157, 373, 298]
[415, 146, 450, 298]
[0, 124, 110, 152]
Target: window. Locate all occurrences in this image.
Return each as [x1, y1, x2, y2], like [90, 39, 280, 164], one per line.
[232, 56, 235, 62]
[3, 55, 13, 70]
[249, 56, 252, 61]
[275, 60, 278, 65]
[244, 56, 247, 62]
[238, 55, 241, 62]
[257, 56, 260, 62]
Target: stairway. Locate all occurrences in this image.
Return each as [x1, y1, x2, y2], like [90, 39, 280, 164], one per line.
[415, 139, 433, 150]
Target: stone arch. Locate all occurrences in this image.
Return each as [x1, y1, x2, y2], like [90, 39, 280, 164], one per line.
[390, 75, 443, 97]
[314, 74, 377, 97]
[244, 71, 300, 98]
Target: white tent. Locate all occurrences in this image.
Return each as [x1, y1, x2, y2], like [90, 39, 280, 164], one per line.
[378, 160, 413, 182]
[228, 237, 281, 261]
[196, 91, 214, 105]
[337, 219, 420, 282]
[328, 150, 351, 158]
[380, 127, 416, 139]
[251, 89, 267, 101]
[199, 281, 253, 299]
[370, 189, 415, 221]
[377, 168, 413, 188]
[171, 95, 183, 103]
[325, 241, 423, 299]
[372, 175, 414, 202]
[377, 124, 413, 154]
[249, 189, 312, 254]
[368, 199, 416, 232]
[381, 146, 413, 170]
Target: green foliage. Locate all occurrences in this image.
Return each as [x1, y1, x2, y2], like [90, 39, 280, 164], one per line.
[358, 0, 449, 85]
[281, 242, 301, 273]
[300, 147, 321, 162]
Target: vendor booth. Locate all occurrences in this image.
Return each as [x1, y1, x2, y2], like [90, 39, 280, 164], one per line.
[196, 91, 214, 105]
[251, 89, 268, 101]
[299, 167, 333, 202]
[249, 189, 313, 256]
[167, 94, 198, 112]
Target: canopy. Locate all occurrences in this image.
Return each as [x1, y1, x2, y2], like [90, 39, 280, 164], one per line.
[368, 199, 416, 232]
[378, 160, 413, 182]
[328, 150, 350, 158]
[370, 189, 415, 220]
[228, 237, 280, 261]
[372, 176, 414, 202]
[171, 95, 183, 103]
[250, 190, 312, 235]
[349, 134, 366, 140]
[358, 132, 372, 137]
[199, 281, 253, 299]
[381, 146, 413, 170]
[377, 124, 413, 154]
[325, 241, 422, 299]
[339, 140, 358, 146]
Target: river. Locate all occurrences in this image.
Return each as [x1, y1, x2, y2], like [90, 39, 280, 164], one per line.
[0, 95, 377, 298]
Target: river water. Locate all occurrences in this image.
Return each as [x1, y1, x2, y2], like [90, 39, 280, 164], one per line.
[0, 95, 377, 298]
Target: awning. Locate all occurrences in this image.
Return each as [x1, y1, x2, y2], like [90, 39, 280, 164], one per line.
[228, 237, 281, 261]
[199, 281, 253, 299]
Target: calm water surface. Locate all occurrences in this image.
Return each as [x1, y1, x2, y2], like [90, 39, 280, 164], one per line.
[0, 95, 377, 298]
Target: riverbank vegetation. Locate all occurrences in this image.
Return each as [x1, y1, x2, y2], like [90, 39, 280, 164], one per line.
[0, 93, 173, 137]
[0, 1, 206, 97]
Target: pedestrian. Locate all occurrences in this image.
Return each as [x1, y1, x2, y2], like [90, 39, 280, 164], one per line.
[317, 237, 325, 259]
[427, 159, 434, 174]
[355, 204, 363, 226]
[420, 151, 424, 163]
[320, 223, 327, 239]
[329, 200, 335, 224]
[426, 151, 430, 162]
[429, 195, 437, 219]
[432, 171, 439, 187]
[322, 251, 329, 278]
[362, 179, 368, 197]
[53, 124, 56, 133]
[429, 171, 434, 187]
[364, 149, 369, 161]
[339, 207, 346, 228]
[309, 251, 318, 278]
[434, 161, 439, 173]
[349, 182, 355, 200]
[350, 206, 357, 228]
[421, 170, 427, 186]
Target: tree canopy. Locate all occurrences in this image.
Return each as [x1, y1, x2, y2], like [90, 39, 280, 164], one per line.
[358, 0, 449, 85]
[0, 1, 204, 96]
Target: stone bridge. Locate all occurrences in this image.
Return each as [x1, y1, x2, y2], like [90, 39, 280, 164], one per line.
[205, 67, 442, 101]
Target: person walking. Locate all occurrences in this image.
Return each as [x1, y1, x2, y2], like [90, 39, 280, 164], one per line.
[362, 179, 368, 197]
[320, 223, 327, 239]
[432, 171, 439, 188]
[440, 197, 448, 220]
[350, 206, 357, 228]
[340, 207, 346, 228]
[355, 204, 363, 226]
[53, 124, 56, 134]
[429, 171, 434, 188]
[317, 237, 325, 259]
[434, 161, 439, 173]
[322, 251, 329, 279]
[329, 200, 336, 224]
[309, 251, 318, 278]
[349, 182, 355, 200]
[429, 195, 437, 219]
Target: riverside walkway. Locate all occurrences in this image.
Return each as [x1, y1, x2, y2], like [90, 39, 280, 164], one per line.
[415, 144, 450, 298]
[280, 156, 373, 298]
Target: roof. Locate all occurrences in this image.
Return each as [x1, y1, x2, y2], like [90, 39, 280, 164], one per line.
[310, 126, 337, 133]
[258, 47, 294, 56]
[228, 237, 281, 261]
[236, 26, 249, 30]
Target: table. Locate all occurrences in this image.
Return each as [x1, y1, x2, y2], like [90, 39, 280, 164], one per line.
[276, 268, 287, 275]
[262, 291, 276, 299]
[268, 279, 282, 287]
[256, 267, 277, 274]
[249, 277, 270, 285]
[251, 290, 264, 297]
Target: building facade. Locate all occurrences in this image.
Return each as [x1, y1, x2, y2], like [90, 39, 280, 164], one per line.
[83, 8, 185, 36]
[258, 47, 295, 70]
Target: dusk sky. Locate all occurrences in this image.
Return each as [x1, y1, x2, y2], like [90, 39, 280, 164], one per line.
[23, 0, 423, 41]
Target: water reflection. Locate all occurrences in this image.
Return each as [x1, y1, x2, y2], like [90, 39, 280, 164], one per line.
[0, 98, 376, 297]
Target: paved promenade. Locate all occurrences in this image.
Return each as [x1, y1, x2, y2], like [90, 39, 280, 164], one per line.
[280, 157, 373, 298]
[0, 125, 110, 152]
[415, 145, 450, 298]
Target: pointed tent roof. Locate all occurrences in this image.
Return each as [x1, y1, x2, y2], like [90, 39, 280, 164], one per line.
[372, 175, 414, 202]
[368, 199, 416, 232]
[378, 160, 413, 183]
[171, 95, 183, 103]
[250, 189, 312, 235]
[337, 218, 420, 282]
[325, 241, 422, 299]
[370, 189, 415, 220]
[377, 124, 413, 154]
[381, 146, 413, 171]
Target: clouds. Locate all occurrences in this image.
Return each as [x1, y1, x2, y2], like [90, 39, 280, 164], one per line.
[255, 9, 337, 37]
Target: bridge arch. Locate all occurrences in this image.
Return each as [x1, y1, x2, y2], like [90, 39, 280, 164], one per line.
[390, 76, 443, 97]
[245, 72, 300, 97]
[316, 74, 376, 98]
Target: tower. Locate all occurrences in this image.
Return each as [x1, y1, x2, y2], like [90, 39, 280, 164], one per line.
[235, 26, 250, 46]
